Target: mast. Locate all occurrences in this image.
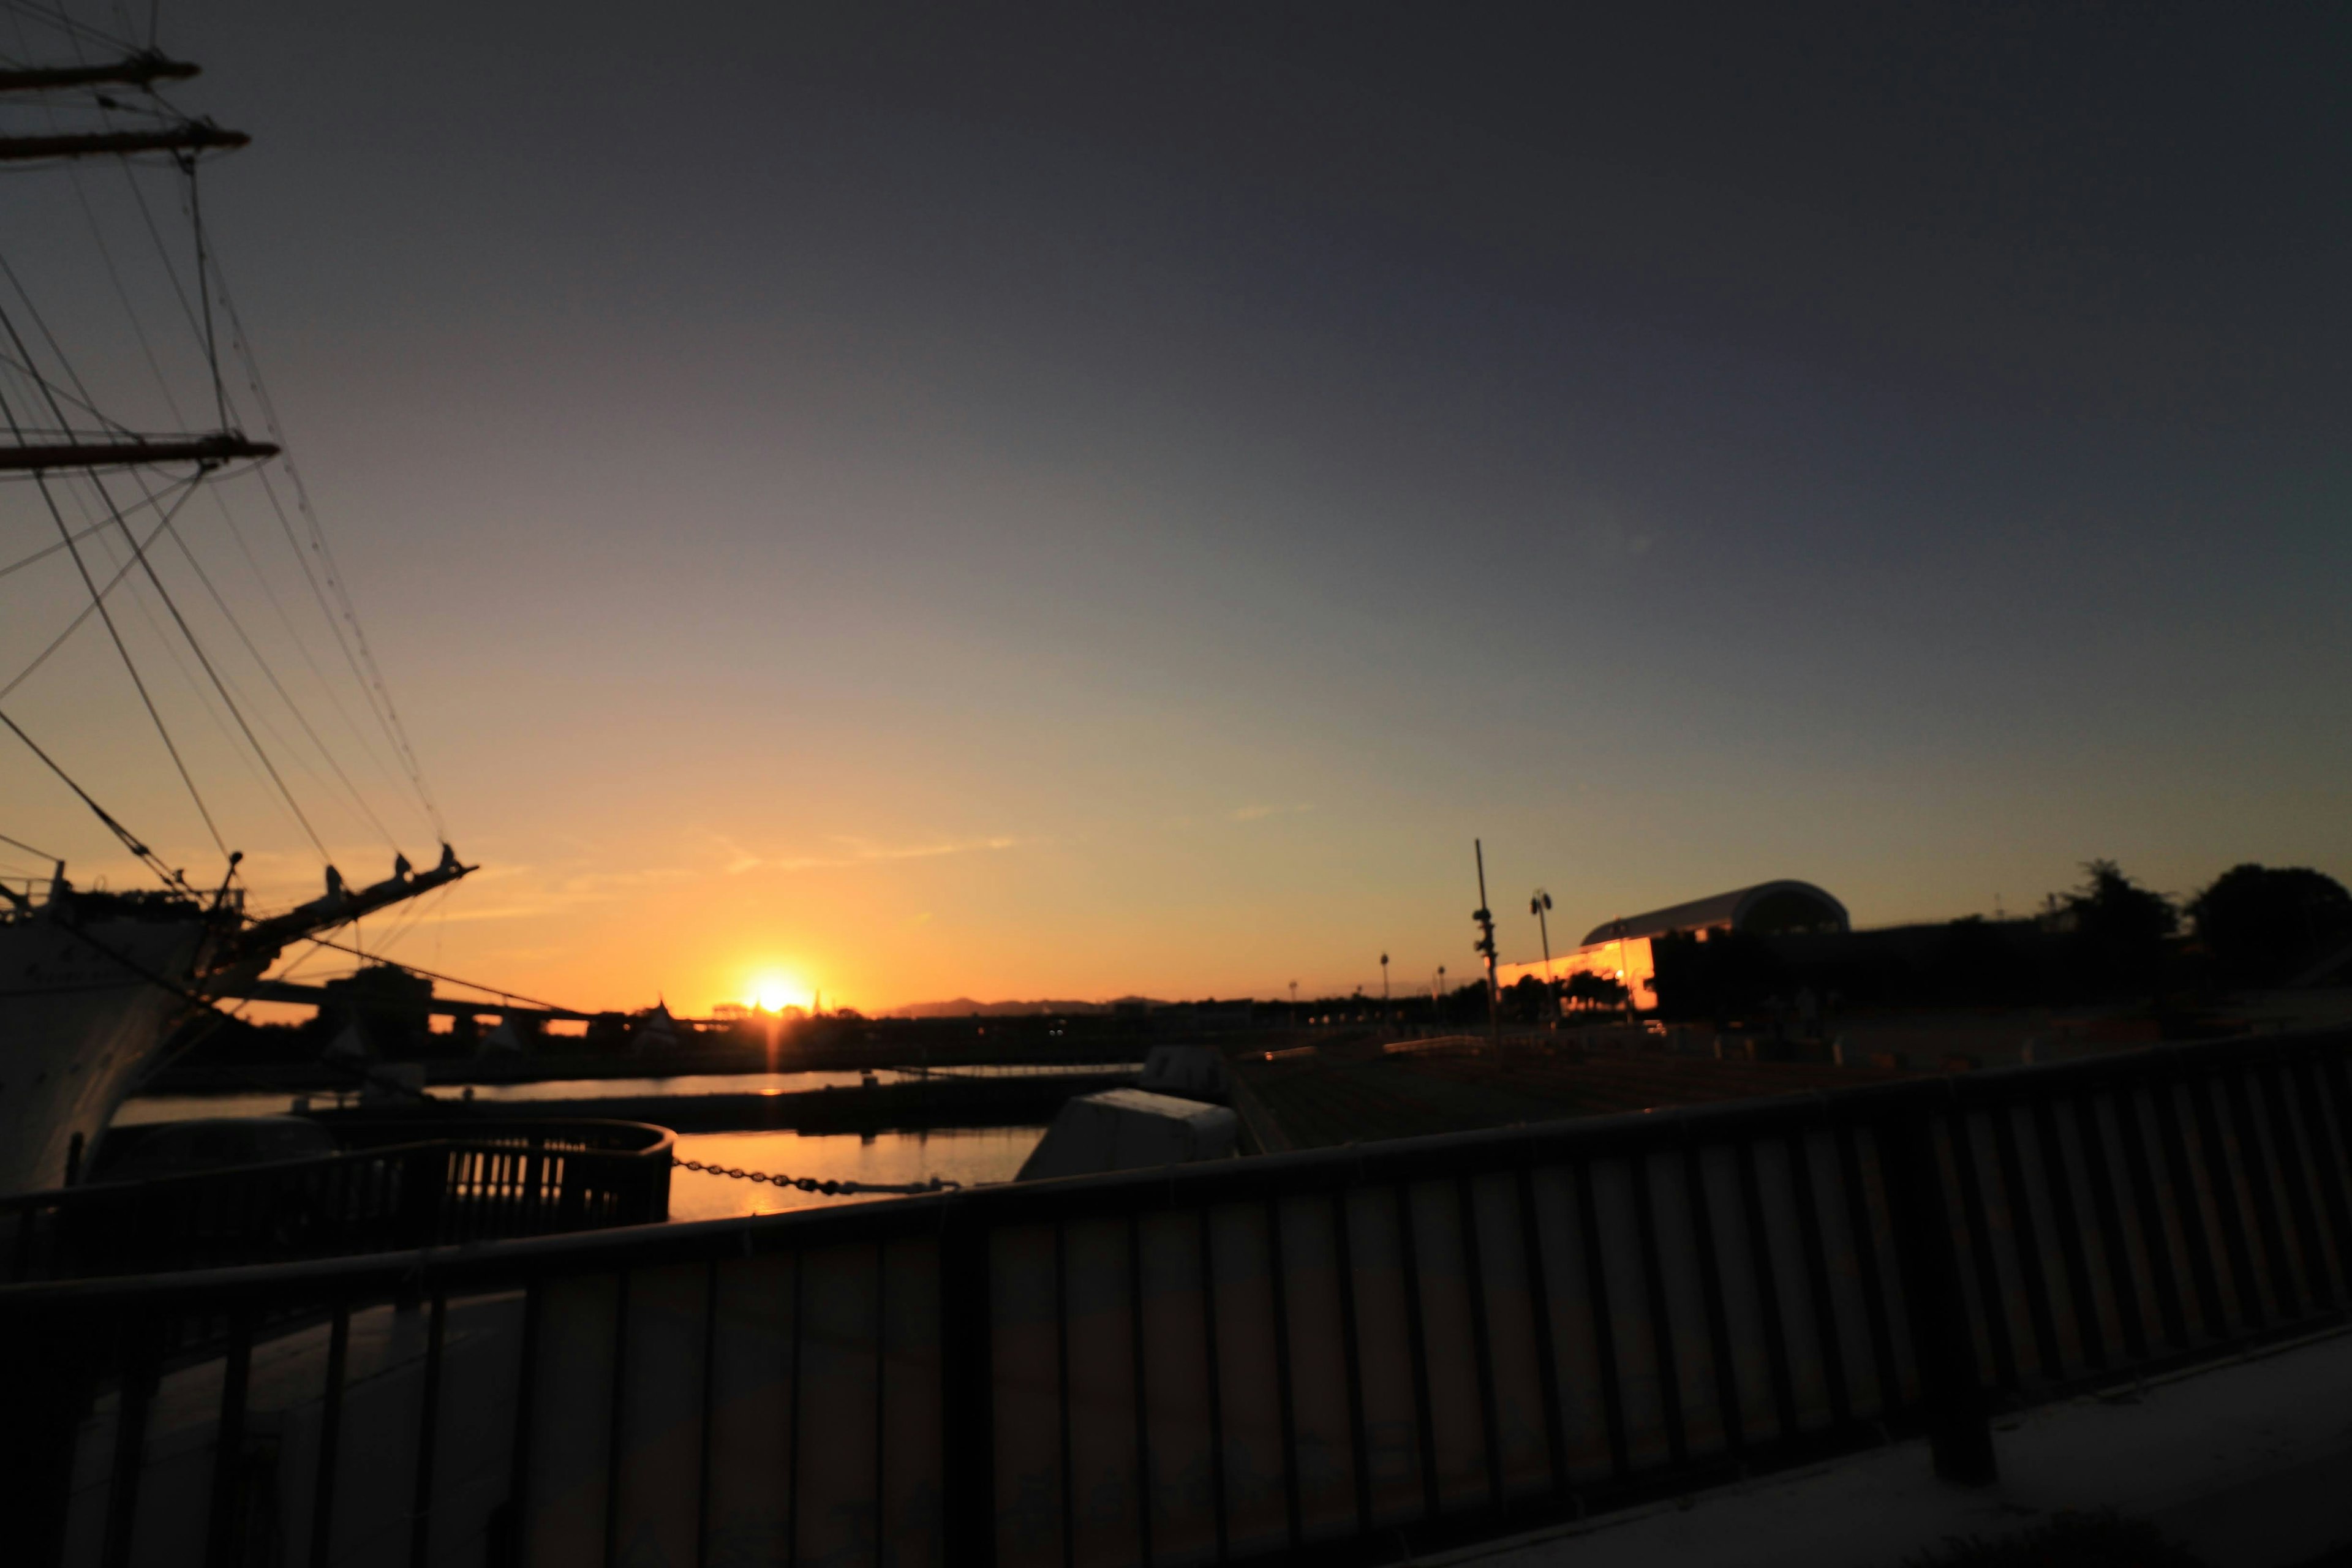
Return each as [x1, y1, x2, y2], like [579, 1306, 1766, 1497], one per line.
[0, 434, 278, 472]
[0, 121, 247, 161]
[0, 55, 200, 93]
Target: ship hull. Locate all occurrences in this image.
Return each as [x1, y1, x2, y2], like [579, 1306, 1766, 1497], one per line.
[0, 912, 209, 1196]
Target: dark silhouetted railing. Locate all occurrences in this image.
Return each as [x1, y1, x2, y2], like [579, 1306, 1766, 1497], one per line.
[2, 1119, 671, 1282]
[8, 1031, 2352, 1567]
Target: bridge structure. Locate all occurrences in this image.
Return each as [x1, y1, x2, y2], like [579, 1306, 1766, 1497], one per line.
[10, 1027, 2352, 1567]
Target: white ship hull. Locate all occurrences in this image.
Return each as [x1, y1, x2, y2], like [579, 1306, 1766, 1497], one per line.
[0, 910, 211, 1197]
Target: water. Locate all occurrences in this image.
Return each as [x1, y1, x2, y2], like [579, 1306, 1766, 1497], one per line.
[113, 1060, 1137, 1125]
[669, 1126, 1044, 1220]
[111, 1068, 1065, 1219]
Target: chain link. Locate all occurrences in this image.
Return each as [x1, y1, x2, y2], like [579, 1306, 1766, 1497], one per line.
[672, 1156, 960, 1196]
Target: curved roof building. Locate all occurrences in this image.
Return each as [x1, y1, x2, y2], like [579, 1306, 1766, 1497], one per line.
[1579, 880, 1850, 946]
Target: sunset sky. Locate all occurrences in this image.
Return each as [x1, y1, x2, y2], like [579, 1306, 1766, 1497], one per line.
[5, 4, 2346, 1015]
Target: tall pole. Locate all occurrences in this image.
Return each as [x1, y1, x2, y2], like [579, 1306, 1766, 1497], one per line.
[1531, 889, 1555, 1027]
[1380, 952, 1390, 1006]
[1473, 840, 1500, 1053]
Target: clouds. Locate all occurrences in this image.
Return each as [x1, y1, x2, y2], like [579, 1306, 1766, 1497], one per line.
[1228, 802, 1311, 823]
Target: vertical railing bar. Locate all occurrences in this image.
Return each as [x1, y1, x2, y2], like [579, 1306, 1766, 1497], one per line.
[604, 1270, 631, 1568]
[1831, 1121, 1902, 1418]
[1396, 1184, 1441, 1519]
[1572, 1156, 1631, 1482]
[1626, 1152, 1687, 1468]
[2111, 1085, 2189, 1351]
[696, 1258, 718, 1568]
[1512, 1162, 1570, 1499]
[873, 1240, 889, 1568]
[2029, 1098, 2106, 1370]
[1264, 1199, 1303, 1548]
[1055, 1223, 1076, 1568]
[1199, 1209, 1230, 1562]
[788, 1252, 804, 1568]
[1879, 1105, 1996, 1485]
[308, 1298, 352, 1568]
[1986, 1104, 2064, 1378]
[2071, 1095, 2149, 1363]
[1332, 1190, 1373, 1535]
[1678, 1135, 1745, 1460]
[1783, 1129, 1851, 1427]
[2223, 1071, 2298, 1319]
[1734, 1139, 1800, 1444]
[1946, 1107, 2019, 1392]
[2150, 1076, 2225, 1340]
[203, 1308, 254, 1568]
[2256, 1063, 2332, 1309]
[408, 1291, 448, 1568]
[2189, 1071, 2266, 1332]
[1455, 1176, 1504, 1507]
[1129, 1212, 1156, 1566]
[99, 1311, 157, 1568]
[2290, 1055, 2352, 1298]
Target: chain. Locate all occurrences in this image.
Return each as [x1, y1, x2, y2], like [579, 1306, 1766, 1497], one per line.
[672, 1156, 960, 1196]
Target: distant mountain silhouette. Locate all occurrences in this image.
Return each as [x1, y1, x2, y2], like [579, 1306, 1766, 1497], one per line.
[883, 997, 1166, 1019]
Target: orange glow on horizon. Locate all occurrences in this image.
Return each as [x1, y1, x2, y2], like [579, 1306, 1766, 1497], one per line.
[749, 971, 814, 1014]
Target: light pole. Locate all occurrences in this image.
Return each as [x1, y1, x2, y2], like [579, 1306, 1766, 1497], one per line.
[1531, 889, 1556, 1026]
[1472, 840, 1500, 1053]
[1436, 964, 1446, 1027]
[1379, 952, 1390, 1020]
[1289, 978, 1298, 1029]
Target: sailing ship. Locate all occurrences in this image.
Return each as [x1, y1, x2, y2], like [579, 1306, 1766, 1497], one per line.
[0, 12, 469, 1195]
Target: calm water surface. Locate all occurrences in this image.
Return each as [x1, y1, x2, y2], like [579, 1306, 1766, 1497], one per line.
[115, 1061, 1134, 1125]
[111, 1072, 1058, 1219]
[669, 1126, 1044, 1220]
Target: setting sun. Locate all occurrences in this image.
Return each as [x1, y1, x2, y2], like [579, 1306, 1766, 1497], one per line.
[749, 973, 811, 1013]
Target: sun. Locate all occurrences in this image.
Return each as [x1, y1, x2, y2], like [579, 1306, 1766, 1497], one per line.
[749, 973, 809, 1013]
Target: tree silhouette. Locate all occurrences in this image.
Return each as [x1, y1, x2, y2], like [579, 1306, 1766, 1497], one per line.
[2063, 860, 2176, 996]
[2189, 864, 2352, 986]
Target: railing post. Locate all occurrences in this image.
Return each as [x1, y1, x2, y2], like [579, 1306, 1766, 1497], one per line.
[1879, 1103, 1997, 1485]
[938, 1201, 995, 1568]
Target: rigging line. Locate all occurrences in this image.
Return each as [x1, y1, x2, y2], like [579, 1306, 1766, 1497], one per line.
[117, 149, 203, 349]
[0, 345, 301, 875]
[90, 442, 410, 853]
[0, 277, 339, 867]
[200, 483, 423, 824]
[0, 826, 59, 859]
[263, 454, 448, 837]
[78, 474, 336, 861]
[0, 349, 137, 432]
[246, 458, 445, 839]
[0, 473, 192, 698]
[0, 705, 178, 883]
[217, 280, 447, 839]
[296, 933, 580, 1015]
[246, 461, 439, 835]
[66, 157, 187, 426]
[0, 376, 226, 859]
[179, 154, 225, 425]
[0, 471, 188, 579]
[160, 513, 404, 850]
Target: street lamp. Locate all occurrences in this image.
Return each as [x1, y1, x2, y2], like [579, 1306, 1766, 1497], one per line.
[1380, 952, 1390, 1011]
[1531, 889, 1556, 1026]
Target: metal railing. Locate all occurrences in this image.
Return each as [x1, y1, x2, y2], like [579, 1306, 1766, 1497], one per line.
[4, 1120, 672, 1282]
[8, 1029, 2352, 1567]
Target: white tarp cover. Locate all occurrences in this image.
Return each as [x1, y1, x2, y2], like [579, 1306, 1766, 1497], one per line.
[1016, 1087, 1238, 1181]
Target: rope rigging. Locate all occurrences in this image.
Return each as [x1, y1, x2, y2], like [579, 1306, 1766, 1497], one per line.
[0, 10, 452, 887]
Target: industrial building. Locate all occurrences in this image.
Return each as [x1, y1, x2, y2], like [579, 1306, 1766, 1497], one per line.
[1496, 878, 1849, 1011]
